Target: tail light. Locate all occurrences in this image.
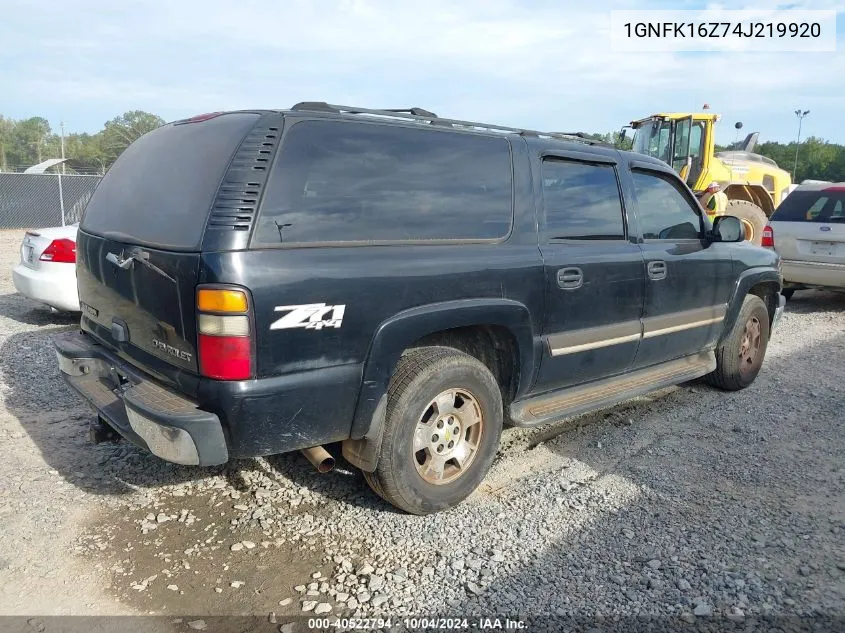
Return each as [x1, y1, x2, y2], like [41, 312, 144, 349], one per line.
[196, 287, 253, 380]
[174, 112, 223, 125]
[761, 225, 775, 248]
[40, 238, 76, 263]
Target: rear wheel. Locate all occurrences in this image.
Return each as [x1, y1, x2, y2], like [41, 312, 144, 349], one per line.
[781, 289, 795, 301]
[363, 346, 503, 515]
[725, 199, 768, 245]
[706, 294, 770, 391]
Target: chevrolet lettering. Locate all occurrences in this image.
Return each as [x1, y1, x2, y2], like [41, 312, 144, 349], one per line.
[151, 339, 193, 363]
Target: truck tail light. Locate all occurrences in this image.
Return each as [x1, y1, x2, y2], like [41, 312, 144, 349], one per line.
[40, 238, 76, 263]
[174, 112, 223, 125]
[761, 225, 775, 248]
[196, 287, 253, 380]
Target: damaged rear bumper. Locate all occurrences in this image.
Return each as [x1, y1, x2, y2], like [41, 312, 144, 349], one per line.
[54, 330, 228, 466]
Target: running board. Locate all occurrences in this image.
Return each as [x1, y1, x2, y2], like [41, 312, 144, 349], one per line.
[509, 351, 716, 428]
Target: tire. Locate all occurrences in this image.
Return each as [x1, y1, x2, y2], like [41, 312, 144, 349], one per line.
[725, 199, 768, 246]
[363, 346, 503, 515]
[781, 289, 795, 301]
[706, 294, 770, 391]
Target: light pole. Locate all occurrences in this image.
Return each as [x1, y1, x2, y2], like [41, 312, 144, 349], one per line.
[60, 121, 66, 175]
[58, 121, 66, 225]
[792, 109, 809, 181]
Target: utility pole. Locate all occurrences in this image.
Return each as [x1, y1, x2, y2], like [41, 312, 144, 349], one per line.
[792, 109, 809, 182]
[60, 121, 66, 175]
[58, 121, 66, 225]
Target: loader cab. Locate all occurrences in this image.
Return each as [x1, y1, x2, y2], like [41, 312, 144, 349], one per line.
[630, 113, 714, 191]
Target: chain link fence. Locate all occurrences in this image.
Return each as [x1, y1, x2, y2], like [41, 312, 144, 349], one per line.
[0, 173, 101, 229]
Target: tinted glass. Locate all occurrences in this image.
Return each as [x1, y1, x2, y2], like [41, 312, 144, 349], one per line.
[632, 170, 702, 240]
[252, 120, 513, 244]
[542, 160, 625, 240]
[689, 123, 705, 158]
[771, 189, 845, 222]
[632, 119, 672, 163]
[672, 118, 692, 172]
[82, 113, 260, 251]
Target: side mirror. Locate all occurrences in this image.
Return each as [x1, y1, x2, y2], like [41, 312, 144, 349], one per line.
[710, 215, 743, 242]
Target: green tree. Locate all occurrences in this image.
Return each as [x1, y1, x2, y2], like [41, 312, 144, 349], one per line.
[573, 131, 632, 150]
[101, 110, 165, 164]
[9, 117, 51, 166]
[0, 116, 14, 169]
[0, 111, 162, 173]
[65, 132, 108, 174]
[757, 137, 845, 183]
[2, 110, 844, 182]
[612, 130, 633, 151]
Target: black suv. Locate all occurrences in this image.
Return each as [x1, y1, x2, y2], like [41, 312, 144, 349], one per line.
[55, 103, 785, 514]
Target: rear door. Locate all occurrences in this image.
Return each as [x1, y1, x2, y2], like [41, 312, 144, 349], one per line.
[769, 186, 845, 264]
[248, 118, 522, 378]
[533, 152, 645, 392]
[76, 112, 262, 389]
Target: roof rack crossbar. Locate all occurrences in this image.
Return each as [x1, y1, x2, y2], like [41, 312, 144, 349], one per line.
[382, 107, 439, 118]
[290, 101, 339, 113]
[287, 102, 611, 147]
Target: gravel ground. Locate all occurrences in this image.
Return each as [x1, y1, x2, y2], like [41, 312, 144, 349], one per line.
[0, 228, 843, 632]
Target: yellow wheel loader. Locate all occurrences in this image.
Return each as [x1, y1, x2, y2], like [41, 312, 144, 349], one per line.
[624, 113, 792, 245]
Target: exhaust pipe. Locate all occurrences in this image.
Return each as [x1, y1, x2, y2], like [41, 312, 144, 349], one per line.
[300, 445, 335, 473]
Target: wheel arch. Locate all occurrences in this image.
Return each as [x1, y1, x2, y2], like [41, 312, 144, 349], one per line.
[723, 184, 775, 217]
[342, 299, 537, 471]
[721, 268, 781, 343]
[748, 280, 781, 327]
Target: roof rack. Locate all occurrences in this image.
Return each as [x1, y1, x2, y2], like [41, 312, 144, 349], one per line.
[288, 102, 611, 147]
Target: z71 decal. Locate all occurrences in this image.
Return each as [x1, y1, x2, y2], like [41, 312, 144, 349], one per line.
[270, 303, 346, 330]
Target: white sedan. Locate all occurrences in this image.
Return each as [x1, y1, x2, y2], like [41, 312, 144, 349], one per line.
[12, 223, 80, 312]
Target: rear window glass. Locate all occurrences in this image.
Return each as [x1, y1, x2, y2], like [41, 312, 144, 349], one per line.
[541, 159, 625, 240]
[81, 113, 260, 251]
[252, 120, 513, 245]
[771, 189, 845, 223]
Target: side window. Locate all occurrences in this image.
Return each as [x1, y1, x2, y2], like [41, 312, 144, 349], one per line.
[672, 119, 691, 172]
[252, 120, 513, 244]
[812, 197, 845, 222]
[541, 160, 626, 240]
[631, 170, 702, 240]
[689, 123, 704, 158]
[805, 196, 828, 220]
[654, 124, 672, 164]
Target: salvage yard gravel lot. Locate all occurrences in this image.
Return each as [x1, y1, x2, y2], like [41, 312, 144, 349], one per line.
[1, 228, 844, 629]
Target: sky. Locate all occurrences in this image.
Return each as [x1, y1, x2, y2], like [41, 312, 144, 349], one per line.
[1, 0, 843, 146]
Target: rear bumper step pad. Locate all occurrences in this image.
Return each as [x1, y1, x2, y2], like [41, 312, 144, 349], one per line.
[54, 330, 228, 466]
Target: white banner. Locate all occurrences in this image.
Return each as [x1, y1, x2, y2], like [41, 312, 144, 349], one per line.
[610, 9, 837, 52]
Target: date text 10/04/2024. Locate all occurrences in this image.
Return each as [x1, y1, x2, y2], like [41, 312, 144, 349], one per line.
[306, 617, 527, 630]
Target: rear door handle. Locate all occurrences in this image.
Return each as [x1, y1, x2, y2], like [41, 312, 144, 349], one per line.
[647, 260, 667, 281]
[557, 267, 583, 290]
